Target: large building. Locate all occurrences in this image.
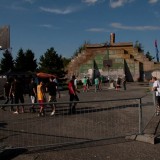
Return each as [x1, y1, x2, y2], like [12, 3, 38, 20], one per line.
[67, 33, 160, 82]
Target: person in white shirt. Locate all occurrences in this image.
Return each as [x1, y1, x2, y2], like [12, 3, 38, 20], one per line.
[74, 77, 78, 89]
[152, 76, 160, 116]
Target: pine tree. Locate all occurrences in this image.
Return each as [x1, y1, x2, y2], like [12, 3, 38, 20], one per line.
[0, 49, 14, 73]
[38, 47, 65, 77]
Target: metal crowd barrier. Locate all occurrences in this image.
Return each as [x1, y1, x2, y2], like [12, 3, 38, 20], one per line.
[0, 95, 154, 149]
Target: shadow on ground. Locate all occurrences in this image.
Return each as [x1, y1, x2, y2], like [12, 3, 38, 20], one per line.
[0, 148, 28, 160]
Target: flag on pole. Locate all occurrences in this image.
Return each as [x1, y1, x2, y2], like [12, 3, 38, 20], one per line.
[155, 40, 159, 62]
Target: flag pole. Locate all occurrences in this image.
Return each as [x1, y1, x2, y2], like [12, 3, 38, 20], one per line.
[155, 40, 159, 62]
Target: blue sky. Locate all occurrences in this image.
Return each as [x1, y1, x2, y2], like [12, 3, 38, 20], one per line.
[0, 0, 160, 61]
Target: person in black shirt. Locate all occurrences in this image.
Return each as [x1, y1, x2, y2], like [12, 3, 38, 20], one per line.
[1, 78, 14, 111]
[46, 76, 60, 116]
[10, 77, 25, 114]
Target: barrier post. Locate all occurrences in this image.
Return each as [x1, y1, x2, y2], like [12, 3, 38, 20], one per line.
[139, 98, 142, 134]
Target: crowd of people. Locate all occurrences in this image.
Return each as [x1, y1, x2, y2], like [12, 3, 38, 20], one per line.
[1, 76, 61, 116]
[81, 75, 126, 92]
[1, 74, 127, 116]
[2, 74, 160, 122]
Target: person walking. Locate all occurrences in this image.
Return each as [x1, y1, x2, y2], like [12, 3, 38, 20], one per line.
[82, 76, 87, 92]
[116, 76, 121, 91]
[10, 77, 25, 114]
[98, 75, 103, 90]
[46, 76, 60, 116]
[37, 81, 46, 117]
[28, 78, 37, 113]
[74, 76, 78, 89]
[149, 77, 156, 106]
[152, 76, 160, 116]
[122, 75, 127, 90]
[1, 78, 14, 111]
[86, 77, 91, 91]
[94, 77, 99, 92]
[68, 75, 80, 114]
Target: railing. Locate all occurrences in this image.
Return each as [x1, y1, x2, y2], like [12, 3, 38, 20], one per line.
[0, 93, 154, 150]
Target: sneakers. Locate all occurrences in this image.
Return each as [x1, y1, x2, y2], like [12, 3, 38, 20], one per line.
[38, 112, 45, 117]
[13, 111, 19, 114]
[50, 110, 55, 116]
[41, 112, 45, 116]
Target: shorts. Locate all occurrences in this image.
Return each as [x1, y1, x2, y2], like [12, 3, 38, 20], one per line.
[38, 100, 45, 108]
[48, 95, 57, 102]
[14, 95, 24, 104]
[30, 96, 37, 103]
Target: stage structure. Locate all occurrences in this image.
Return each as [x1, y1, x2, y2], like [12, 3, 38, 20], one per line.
[67, 33, 160, 82]
[0, 25, 10, 50]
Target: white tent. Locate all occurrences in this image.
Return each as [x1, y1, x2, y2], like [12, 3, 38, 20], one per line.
[152, 70, 160, 79]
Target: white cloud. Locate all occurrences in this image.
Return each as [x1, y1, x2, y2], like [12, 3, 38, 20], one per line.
[86, 28, 109, 32]
[39, 24, 52, 28]
[111, 22, 160, 30]
[110, 0, 135, 8]
[82, 0, 104, 5]
[40, 6, 76, 14]
[82, 0, 98, 5]
[39, 24, 60, 30]
[148, 0, 159, 4]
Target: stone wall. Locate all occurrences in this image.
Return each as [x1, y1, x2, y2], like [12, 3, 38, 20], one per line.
[67, 34, 159, 82]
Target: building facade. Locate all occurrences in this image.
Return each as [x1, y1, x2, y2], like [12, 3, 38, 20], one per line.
[67, 33, 160, 82]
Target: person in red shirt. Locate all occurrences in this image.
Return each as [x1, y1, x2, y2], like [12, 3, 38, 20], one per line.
[68, 75, 80, 114]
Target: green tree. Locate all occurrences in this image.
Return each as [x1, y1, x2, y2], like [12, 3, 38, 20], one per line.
[0, 49, 14, 73]
[14, 48, 37, 72]
[24, 49, 37, 72]
[14, 48, 26, 71]
[62, 57, 71, 68]
[38, 47, 65, 77]
[145, 51, 154, 61]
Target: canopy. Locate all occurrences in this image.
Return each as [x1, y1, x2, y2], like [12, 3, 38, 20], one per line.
[152, 70, 160, 79]
[36, 72, 56, 79]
